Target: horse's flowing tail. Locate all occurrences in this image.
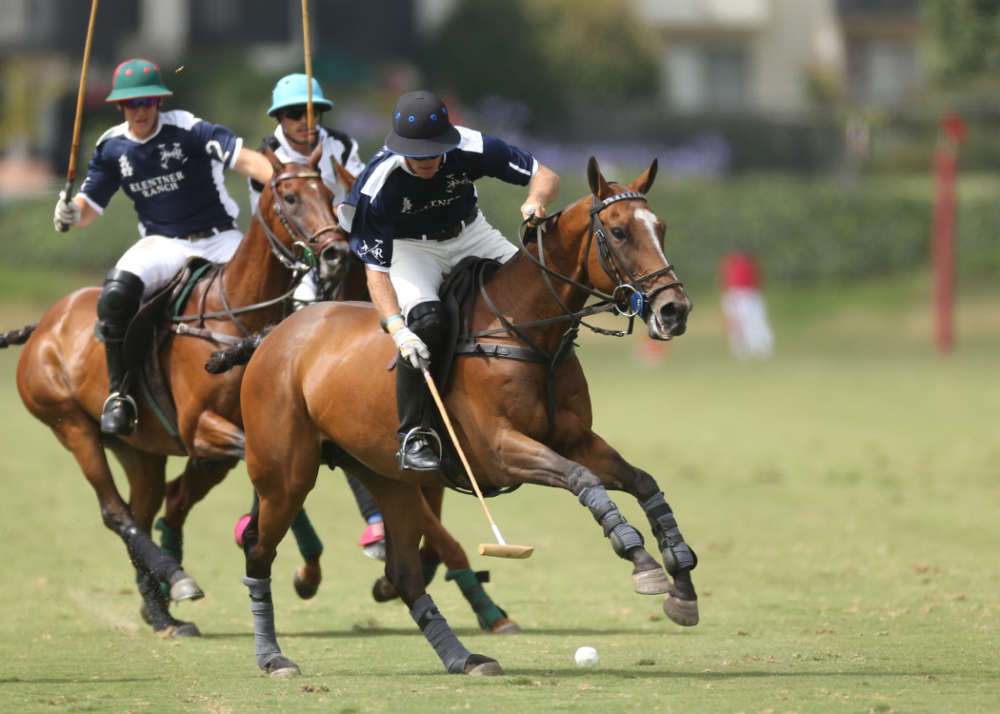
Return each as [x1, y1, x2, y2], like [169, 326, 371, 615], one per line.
[204, 328, 272, 374]
[0, 323, 37, 348]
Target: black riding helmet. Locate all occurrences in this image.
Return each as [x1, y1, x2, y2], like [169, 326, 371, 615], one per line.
[385, 90, 461, 158]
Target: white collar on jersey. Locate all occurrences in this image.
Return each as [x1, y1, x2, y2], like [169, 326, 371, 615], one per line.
[274, 124, 326, 162]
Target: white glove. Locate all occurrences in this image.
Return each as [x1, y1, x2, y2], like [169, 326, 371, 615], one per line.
[391, 326, 430, 368]
[53, 191, 81, 231]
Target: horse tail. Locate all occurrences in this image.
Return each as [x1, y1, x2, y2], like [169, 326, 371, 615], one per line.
[204, 328, 272, 374]
[0, 323, 37, 348]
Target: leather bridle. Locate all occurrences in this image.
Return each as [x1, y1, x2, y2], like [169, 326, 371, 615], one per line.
[253, 169, 345, 274]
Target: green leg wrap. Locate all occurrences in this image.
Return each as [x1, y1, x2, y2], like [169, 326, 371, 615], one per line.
[154, 517, 183, 563]
[445, 568, 505, 630]
[291, 509, 323, 562]
[153, 517, 182, 599]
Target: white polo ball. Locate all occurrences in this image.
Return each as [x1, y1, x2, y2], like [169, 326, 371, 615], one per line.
[574, 645, 599, 667]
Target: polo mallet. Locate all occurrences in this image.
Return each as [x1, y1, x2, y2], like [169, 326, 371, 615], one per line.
[57, 0, 99, 232]
[300, 0, 316, 150]
[418, 361, 533, 559]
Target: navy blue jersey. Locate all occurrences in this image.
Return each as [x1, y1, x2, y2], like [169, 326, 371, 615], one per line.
[343, 127, 536, 268]
[78, 110, 243, 237]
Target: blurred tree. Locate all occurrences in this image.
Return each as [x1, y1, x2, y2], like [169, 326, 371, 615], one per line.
[923, 0, 1000, 81]
[421, 0, 659, 125]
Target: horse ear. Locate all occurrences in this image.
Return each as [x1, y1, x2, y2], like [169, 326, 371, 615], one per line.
[332, 158, 356, 193]
[308, 142, 324, 170]
[263, 145, 283, 175]
[587, 156, 613, 199]
[631, 158, 658, 194]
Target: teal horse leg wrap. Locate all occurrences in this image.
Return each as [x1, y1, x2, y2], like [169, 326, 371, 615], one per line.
[154, 516, 183, 563]
[291, 509, 323, 562]
[410, 593, 471, 673]
[445, 568, 505, 630]
[241, 575, 284, 669]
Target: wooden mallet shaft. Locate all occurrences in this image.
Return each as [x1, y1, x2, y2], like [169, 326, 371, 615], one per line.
[420, 365, 533, 559]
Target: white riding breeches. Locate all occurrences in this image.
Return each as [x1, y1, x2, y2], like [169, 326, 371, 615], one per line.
[389, 211, 518, 318]
[721, 287, 775, 358]
[114, 229, 244, 299]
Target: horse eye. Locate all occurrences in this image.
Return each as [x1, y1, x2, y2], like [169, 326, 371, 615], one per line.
[611, 227, 627, 241]
[283, 193, 297, 205]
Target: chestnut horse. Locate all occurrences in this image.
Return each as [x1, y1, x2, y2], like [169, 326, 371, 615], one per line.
[7, 145, 351, 636]
[3, 145, 518, 638]
[237, 157, 698, 677]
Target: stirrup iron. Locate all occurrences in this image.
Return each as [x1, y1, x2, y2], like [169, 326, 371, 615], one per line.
[101, 391, 138, 432]
[396, 426, 442, 470]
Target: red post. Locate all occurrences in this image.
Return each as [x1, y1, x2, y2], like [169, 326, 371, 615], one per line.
[931, 112, 965, 354]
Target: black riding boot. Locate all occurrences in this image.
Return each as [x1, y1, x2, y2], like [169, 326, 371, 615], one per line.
[396, 358, 440, 471]
[97, 269, 144, 435]
[395, 301, 448, 471]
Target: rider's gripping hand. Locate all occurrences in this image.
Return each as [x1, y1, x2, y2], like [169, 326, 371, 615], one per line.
[390, 325, 430, 369]
[53, 191, 81, 232]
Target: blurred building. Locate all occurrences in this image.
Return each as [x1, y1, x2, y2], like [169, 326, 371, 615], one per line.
[634, 0, 922, 115]
[0, 0, 924, 191]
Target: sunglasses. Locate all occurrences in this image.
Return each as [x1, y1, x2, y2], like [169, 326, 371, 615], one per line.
[281, 106, 322, 121]
[121, 97, 159, 109]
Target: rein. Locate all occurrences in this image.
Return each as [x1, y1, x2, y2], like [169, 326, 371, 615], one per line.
[170, 169, 343, 340]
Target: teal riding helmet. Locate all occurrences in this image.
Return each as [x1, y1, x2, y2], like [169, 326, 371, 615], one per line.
[267, 74, 333, 117]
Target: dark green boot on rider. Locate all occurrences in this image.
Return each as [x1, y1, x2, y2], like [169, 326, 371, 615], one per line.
[97, 269, 144, 435]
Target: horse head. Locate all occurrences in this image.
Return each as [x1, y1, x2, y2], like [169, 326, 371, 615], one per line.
[582, 156, 692, 340]
[257, 144, 353, 286]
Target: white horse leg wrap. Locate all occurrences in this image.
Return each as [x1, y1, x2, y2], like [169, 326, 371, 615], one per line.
[242, 575, 284, 669]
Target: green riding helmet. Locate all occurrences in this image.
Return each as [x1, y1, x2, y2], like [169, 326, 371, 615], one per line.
[267, 73, 333, 117]
[105, 58, 173, 102]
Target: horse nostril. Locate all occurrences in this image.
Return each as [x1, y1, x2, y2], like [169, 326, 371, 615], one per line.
[659, 300, 689, 327]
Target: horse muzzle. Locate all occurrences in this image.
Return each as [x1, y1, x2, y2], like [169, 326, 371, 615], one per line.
[317, 240, 353, 285]
[647, 290, 691, 340]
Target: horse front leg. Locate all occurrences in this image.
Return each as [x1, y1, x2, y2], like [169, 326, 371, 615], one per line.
[107, 441, 203, 637]
[241, 436, 322, 678]
[565, 432, 699, 626]
[495, 429, 676, 598]
[357, 469, 503, 676]
[63, 423, 201, 612]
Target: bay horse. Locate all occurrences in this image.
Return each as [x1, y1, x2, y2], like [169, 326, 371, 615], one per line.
[5, 145, 352, 636]
[3, 145, 518, 638]
[237, 156, 698, 677]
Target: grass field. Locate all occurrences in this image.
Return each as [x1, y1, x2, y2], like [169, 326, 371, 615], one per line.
[0, 271, 998, 713]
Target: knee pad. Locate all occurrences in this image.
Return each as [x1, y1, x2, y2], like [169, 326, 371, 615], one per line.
[406, 300, 447, 351]
[97, 269, 144, 325]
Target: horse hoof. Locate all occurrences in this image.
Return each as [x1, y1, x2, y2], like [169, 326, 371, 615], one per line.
[169, 574, 205, 603]
[633, 567, 671, 595]
[491, 618, 521, 634]
[139, 603, 152, 626]
[155, 621, 201, 638]
[293, 567, 319, 600]
[663, 595, 699, 626]
[265, 656, 301, 678]
[371, 576, 398, 603]
[464, 654, 504, 676]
